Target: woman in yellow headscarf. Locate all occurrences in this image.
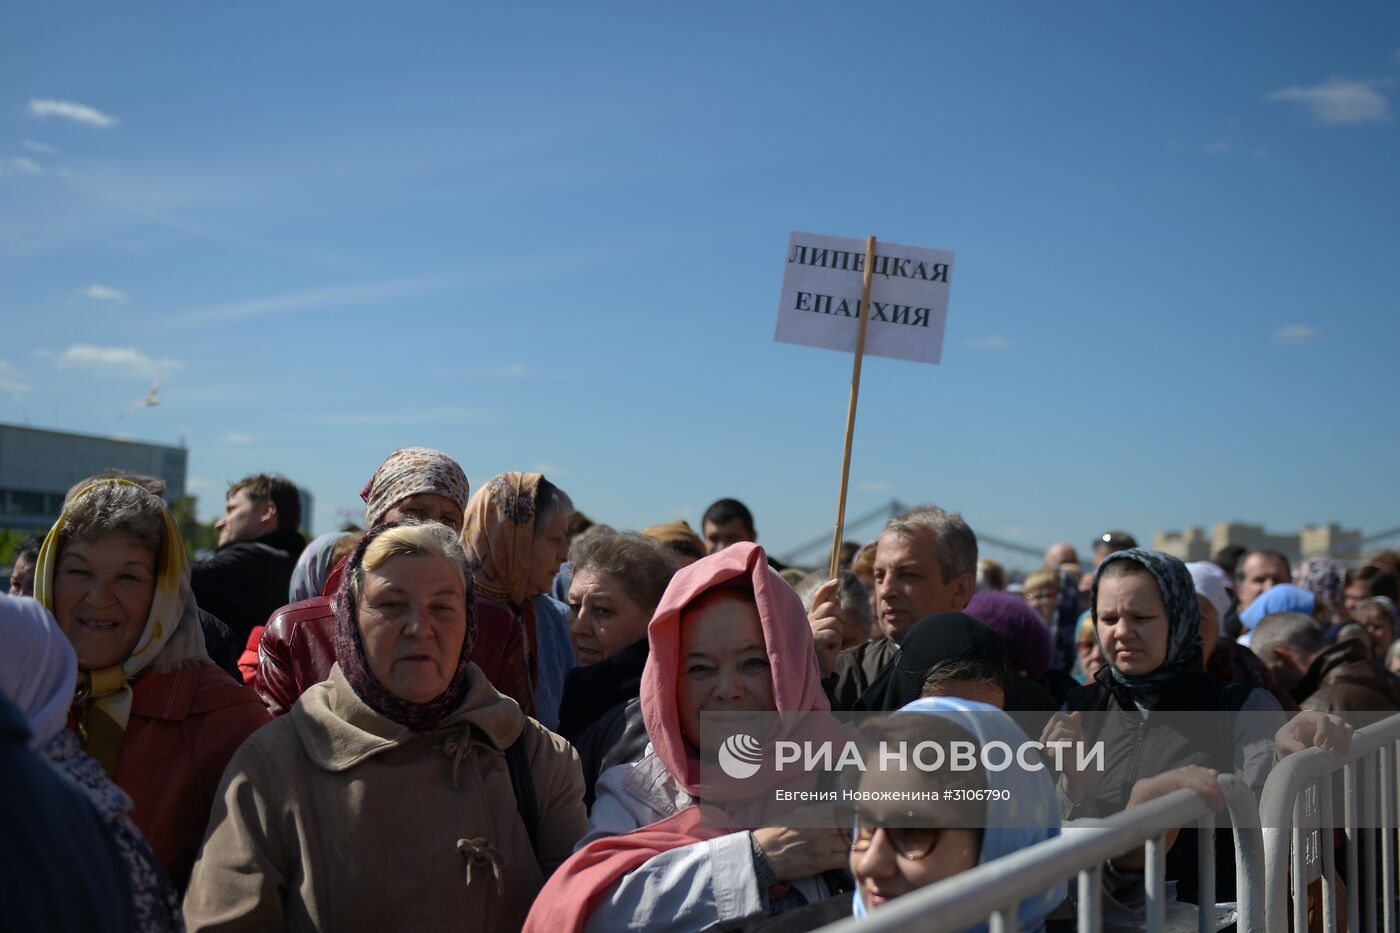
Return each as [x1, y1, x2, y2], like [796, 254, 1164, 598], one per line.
[35, 476, 269, 891]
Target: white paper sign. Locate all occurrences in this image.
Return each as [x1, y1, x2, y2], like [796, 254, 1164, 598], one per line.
[774, 231, 954, 364]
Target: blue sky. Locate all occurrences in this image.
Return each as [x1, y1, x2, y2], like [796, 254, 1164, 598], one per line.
[2, 2, 1397, 568]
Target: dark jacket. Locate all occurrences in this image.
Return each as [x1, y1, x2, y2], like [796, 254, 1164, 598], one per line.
[1208, 638, 1299, 712]
[1064, 669, 1254, 907]
[256, 593, 530, 718]
[825, 636, 898, 711]
[191, 528, 306, 645]
[0, 693, 133, 933]
[199, 608, 241, 679]
[557, 638, 649, 809]
[1296, 639, 1400, 714]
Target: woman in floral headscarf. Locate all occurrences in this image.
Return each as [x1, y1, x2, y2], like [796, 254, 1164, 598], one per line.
[34, 477, 269, 890]
[462, 472, 576, 727]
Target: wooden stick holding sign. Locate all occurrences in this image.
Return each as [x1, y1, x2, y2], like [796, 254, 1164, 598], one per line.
[828, 235, 877, 579]
[774, 230, 956, 580]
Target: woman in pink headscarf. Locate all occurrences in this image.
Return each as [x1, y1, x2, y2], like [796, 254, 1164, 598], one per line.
[523, 542, 849, 933]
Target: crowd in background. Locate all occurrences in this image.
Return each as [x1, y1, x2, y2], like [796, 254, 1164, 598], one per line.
[3, 449, 1397, 932]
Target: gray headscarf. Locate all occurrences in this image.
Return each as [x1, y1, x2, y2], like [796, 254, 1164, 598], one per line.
[289, 531, 349, 603]
[1091, 548, 1201, 693]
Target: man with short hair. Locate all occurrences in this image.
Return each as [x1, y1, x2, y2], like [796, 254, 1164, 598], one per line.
[1080, 530, 1138, 600]
[701, 497, 785, 569]
[700, 498, 758, 554]
[1344, 566, 1399, 619]
[826, 505, 976, 709]
[1249, 612, 1400, 713]
[1236, 549, 1292, 612]
[1043, 541, 1078, 570]
[1092, 530, 1137, 566]
[192, 474, 306, 646]
[7, 535, 42, 597]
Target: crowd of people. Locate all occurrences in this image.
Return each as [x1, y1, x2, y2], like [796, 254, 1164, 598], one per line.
[3, 450, 1398, 932]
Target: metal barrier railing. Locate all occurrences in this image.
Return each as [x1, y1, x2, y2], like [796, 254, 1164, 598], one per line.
[816, 773, 1263, 933]
[1259, 713, 1400, 933]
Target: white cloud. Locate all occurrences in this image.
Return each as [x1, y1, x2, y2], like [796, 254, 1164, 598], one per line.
[531, 462, 569, 478]
[219, 431, 257, 445]
[857, 481, 893, 493]
[1267, 79, 1391, 124]
[0, 360, 32, 395]
[27, 98, 119, 128]
[81, 284, 129, 303]
[965, 335, 1012, 350]
[51, 343, 183, 378]
[0, 156, 42, 177]
[1202, 139, 1233, 155]
[294, 407, 489, 426]
[22, 139, 59, 155]
[1274, 324, 1321, 343]
[174, 276, 456, 327]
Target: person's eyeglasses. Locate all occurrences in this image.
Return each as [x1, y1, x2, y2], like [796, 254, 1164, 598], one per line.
[848, 810, 945, 860]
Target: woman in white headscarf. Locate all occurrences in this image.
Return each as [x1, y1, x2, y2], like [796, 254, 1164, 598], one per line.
[0, 594, 183, 931]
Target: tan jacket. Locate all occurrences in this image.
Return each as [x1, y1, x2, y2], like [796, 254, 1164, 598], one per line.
[184, 663, 587, 932]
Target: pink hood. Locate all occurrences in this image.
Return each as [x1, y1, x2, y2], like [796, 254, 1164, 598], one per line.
[640, 542, 830, 799]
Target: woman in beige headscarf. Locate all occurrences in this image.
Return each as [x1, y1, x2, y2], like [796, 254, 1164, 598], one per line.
[34, 477, 269, 890]
[461, 472, 574, 724]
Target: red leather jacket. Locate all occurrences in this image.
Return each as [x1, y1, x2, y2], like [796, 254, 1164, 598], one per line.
[256, 593, 533, 718]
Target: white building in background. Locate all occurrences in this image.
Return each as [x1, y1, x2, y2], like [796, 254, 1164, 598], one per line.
[1155, 521, 1363, 566]
[0, 422, 188, 532]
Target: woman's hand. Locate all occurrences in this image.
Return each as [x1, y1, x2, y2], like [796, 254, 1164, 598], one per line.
[807, 579, 846, 678]
[1039, 711, 1087, 802]
[753, 826, 850, 881]
[1111, 765, 1223, 871]
[1276, 711, 1352, 758]
[1125, 765, 1225, 812]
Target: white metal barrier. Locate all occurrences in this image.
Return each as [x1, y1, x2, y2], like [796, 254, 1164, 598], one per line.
[1260, 712, 1400, 933]
[817, 773, 1264, 933]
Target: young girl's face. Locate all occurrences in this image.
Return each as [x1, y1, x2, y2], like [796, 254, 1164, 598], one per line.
[847, 773, 981, 911]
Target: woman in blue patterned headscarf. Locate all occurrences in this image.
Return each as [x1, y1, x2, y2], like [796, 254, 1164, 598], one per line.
[849, 697, 1065, 932]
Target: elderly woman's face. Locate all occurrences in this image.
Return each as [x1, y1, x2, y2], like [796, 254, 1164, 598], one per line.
[53, 534, 157, 670]
[1096, 572, 1170, 677]
[676, 591, 774, 748]
[567, 569, 651, 666]
[381, 493, 464, 534]
[357, 554, 468, 703]
[526, 510, 570, 598]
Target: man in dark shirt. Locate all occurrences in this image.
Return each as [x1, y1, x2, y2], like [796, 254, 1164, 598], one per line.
[192, 474, 306, 646]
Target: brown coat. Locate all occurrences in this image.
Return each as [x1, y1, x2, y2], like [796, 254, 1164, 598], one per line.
[1298, 639, 1400, 714]
[183, 663, 587, 932]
